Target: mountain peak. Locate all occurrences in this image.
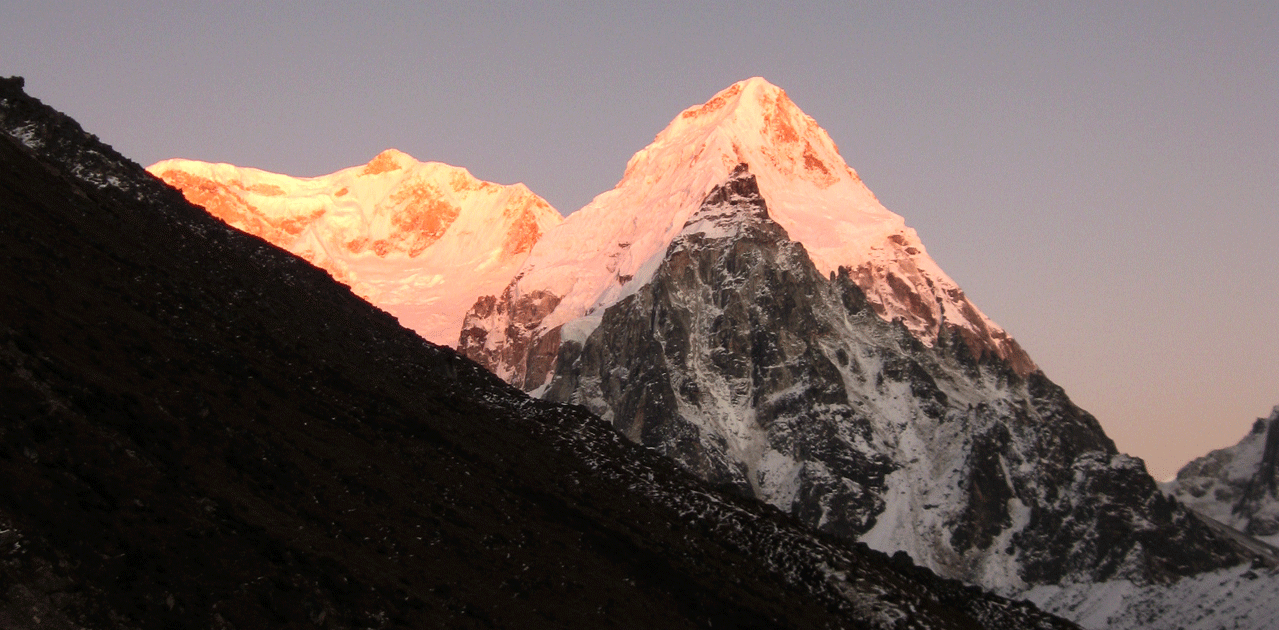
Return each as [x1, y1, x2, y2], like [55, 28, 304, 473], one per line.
[676, 76, 786, 120]
[2, 77, 1091, 629]
[362, 148, 415, 175]
[147, 151, 562, 346]
[637, 77, 841, 191]
[478, 79, 1034, 382]
[1165, 404, 1279, 547]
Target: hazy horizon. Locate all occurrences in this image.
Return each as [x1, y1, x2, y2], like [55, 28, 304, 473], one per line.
[4, 2, 1276, 480]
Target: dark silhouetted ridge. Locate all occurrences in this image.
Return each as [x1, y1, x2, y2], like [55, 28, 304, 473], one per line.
[0, 77, 1075, 629]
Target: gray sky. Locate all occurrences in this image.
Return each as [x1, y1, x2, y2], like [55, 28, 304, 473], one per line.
[4, 1, 1276, 480]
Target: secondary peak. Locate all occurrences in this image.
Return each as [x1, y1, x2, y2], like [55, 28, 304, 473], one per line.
[363, 149, 416, 176]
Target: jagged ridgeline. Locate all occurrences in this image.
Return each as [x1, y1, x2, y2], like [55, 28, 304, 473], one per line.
[543, 163, 1239, 589]
[1, 76, 1080, 629]
[460, 79, 1245, 592]
[1165, 406, 1279, 547]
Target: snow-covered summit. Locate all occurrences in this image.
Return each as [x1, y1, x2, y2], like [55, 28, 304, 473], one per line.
[148, 151, 562, 345]
[462, 78, 1033, 389]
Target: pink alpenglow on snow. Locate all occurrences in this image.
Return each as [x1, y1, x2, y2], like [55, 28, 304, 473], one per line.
[148, 150, 563, 346]
[461, 78, 1034, 390]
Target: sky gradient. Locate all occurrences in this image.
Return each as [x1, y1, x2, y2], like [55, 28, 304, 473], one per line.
[4, 1, 1276, 480]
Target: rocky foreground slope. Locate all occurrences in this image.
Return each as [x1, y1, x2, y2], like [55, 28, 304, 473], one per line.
[0, 76, 1079, 629]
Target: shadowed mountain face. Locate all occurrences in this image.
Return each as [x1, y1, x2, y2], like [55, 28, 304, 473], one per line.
[1165, 406, 1279, 547]
[451, 80, 1244, 594]
[0, 77, 1077, 630]
[544, 164, 1242, 591]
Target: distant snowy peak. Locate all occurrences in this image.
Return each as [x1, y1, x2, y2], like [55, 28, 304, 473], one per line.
[463, 77, 1033, 389]
[1165, 405, 1279, 546]
[148, 151, 562, 345]
[149, 150, 555, 259]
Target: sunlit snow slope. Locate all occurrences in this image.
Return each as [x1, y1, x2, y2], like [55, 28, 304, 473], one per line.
[460, 78, 1033, 389]
[149, 150, 562, 345]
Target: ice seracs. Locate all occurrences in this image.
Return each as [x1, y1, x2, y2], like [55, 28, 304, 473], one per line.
[148, 151, 562, 345]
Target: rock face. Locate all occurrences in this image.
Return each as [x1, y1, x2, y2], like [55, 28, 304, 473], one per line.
[2, 75, 1083, 630]
[1165, 406, 1279, 546]
[148, 150, 562, 346]
[459, 79, 1242, 593]
[543, 164, 1239, 591]
[460, 78, 1035, 391]
[459, 287, 564, 391]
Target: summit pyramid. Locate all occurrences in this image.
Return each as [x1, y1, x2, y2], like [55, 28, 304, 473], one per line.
[459, 78, 1033, 390]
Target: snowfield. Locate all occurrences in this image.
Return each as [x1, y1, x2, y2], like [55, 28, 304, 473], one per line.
[1025, 563, 1279, 630]
[148, 150, 562, 346]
